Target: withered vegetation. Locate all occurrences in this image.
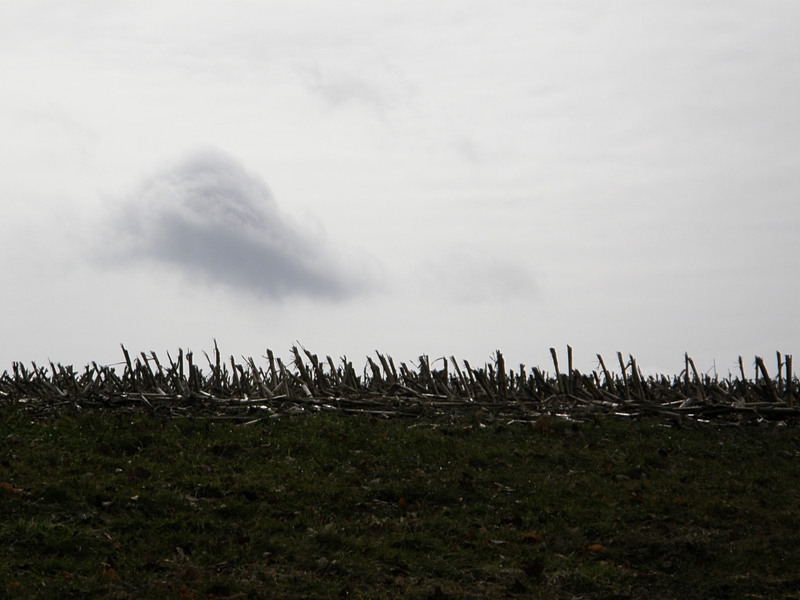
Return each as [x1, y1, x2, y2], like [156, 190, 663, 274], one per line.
[1, 344, 796, 426]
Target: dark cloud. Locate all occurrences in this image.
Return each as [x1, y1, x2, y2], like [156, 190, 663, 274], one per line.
[100, 150, 376, 300]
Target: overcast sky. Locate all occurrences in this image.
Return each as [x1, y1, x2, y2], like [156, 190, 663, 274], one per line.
[1, 1, 798, 376]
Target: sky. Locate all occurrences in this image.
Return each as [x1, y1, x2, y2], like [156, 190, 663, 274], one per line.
[1, 1, 798, 378]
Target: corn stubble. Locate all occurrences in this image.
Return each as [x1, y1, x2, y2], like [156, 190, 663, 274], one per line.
[1, 344, 796, 425]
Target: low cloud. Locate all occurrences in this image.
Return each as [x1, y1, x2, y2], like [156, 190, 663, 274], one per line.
[97, 150, 377, 300]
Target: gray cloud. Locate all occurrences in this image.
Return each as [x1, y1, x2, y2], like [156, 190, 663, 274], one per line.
[99, 150, 376, 300]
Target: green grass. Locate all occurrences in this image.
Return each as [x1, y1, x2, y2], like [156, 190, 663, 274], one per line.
[1, 407, 800, 599]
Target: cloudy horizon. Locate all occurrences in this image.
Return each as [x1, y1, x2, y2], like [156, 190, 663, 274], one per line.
[1, 2, 798, 377]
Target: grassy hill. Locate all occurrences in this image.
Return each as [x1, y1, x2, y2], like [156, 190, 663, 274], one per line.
[2, 406, 799, 599]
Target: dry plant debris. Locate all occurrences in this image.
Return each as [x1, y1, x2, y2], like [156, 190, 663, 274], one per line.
[1, 344, 796, 426]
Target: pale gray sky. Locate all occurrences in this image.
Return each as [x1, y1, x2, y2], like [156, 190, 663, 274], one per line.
[1, 1, 798, 376]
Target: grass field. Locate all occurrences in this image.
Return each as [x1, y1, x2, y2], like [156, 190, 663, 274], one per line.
[2, 406, 800, 599]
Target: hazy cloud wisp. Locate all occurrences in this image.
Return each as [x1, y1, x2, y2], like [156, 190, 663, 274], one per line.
[420, 247, 538, 303]
[98, 150, 376, 300]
